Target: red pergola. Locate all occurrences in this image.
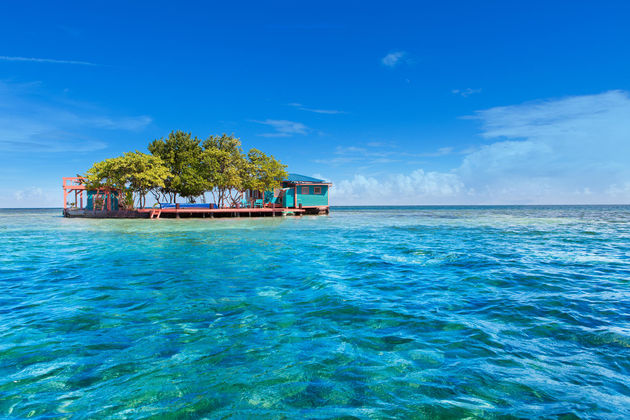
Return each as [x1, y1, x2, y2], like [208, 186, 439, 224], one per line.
[62, 177, 119, 211]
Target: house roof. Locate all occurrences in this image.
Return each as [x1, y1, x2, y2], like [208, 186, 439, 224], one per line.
[285, 173, 327, 183]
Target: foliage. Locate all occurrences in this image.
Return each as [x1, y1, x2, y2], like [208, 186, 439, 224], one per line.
[148, 131, 206, 202]
[201, 134, 248, 207]
[244, 148, 288, 193]
[85, 151, 171, 208]
[93, 196, 104, 210]
[124, 190, 134, 209]
[86, 131, 289, 208]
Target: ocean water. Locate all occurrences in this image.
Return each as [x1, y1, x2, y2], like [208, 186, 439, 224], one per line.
[1, 206, 629, 418]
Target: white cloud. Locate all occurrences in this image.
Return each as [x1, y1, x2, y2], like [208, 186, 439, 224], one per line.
[381, 51, 407, 68]
[318, 143, 454, 166]
[254, 119, 309, 137]
[14, 187, 44, 202]
[331, 90, 630, 205]
[0, 81, 152, 152]
[452, 88, 482, 97]
[459, 90, 630, 203]
[87, 115, 154, 131]
[7, 186, 59, 208]
[606, 182, 630, 198]
[0, 55, 96, 66]
[331, 170, 464, 205]
[288, 102, 346, 115]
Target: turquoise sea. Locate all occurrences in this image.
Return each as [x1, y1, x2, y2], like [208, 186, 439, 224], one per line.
[1, 206, 629, 418]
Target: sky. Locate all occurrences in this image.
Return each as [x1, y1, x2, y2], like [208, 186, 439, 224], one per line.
[1, 0, 630, 206]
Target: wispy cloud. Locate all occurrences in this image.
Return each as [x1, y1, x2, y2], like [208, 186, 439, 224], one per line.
[457, 90, 630, 202]
[0, 55, 96, 66]
[5, 186, 59, 208]
[0, 81, 152, 152]
[318, 143, 454, 166]
[253, 119, 309, 137]
[86, 116, 153, 131]
[331, 170, 464, 205]
[381, 51, 407, 68]
[452, 88, 482, 97]
[427, 147, 454, 157]
[331, 90, 630, 205]
[288, 102, 346, 115]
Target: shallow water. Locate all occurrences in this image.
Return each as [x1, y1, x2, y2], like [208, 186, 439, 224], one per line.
[1, 206, 629, 418]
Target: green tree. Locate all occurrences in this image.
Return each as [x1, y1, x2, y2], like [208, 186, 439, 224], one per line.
[148, 131, 206, 203]
[201, 134, 248, 207]
[244, 148, 288, 192]
[118, 151, 172, 208]
[85, 152, 171, 209]
[84, 157, 126, 190]
[86, 131, 289, 210]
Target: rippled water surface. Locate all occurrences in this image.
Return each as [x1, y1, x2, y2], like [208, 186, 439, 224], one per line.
[1, 206, 629, 418]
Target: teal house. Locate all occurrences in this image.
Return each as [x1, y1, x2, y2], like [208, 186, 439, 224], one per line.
[86, 190, 119, 211]
[263, 173, 331, 214]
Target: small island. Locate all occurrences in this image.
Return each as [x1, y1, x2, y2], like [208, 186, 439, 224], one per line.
[62, 131, 331, 219]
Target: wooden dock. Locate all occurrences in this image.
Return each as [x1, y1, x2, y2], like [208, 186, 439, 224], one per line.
[138, 207, 306, 219]
[63, 205, 327, 219]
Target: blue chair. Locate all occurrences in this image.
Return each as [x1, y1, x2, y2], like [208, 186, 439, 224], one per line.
[254, 199, 263, 208]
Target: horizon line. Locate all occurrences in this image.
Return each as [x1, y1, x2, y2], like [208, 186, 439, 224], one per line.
[2, 204, 630, 210]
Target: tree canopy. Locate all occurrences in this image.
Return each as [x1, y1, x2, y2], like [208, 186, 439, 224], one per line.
[85, 151, 172, 208]
[148, 131, 206, 202]
[245, 148, 288, 193]
[85, 131, 288, 208]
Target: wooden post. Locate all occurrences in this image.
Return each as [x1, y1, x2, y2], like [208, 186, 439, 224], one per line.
[294, 186, 297, 208]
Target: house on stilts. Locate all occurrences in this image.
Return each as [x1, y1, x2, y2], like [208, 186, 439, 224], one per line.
[250, 173, 331, 215]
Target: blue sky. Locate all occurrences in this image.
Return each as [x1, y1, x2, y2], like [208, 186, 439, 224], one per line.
[2, 1, 630, 206]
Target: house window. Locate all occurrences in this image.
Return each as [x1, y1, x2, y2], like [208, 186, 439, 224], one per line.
[314, 186, 321, 194]
[301, 186, 309, 194]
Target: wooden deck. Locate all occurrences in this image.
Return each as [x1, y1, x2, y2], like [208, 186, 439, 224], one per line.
[137, 207, 307, 219]
[62, 206, 329, 219]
